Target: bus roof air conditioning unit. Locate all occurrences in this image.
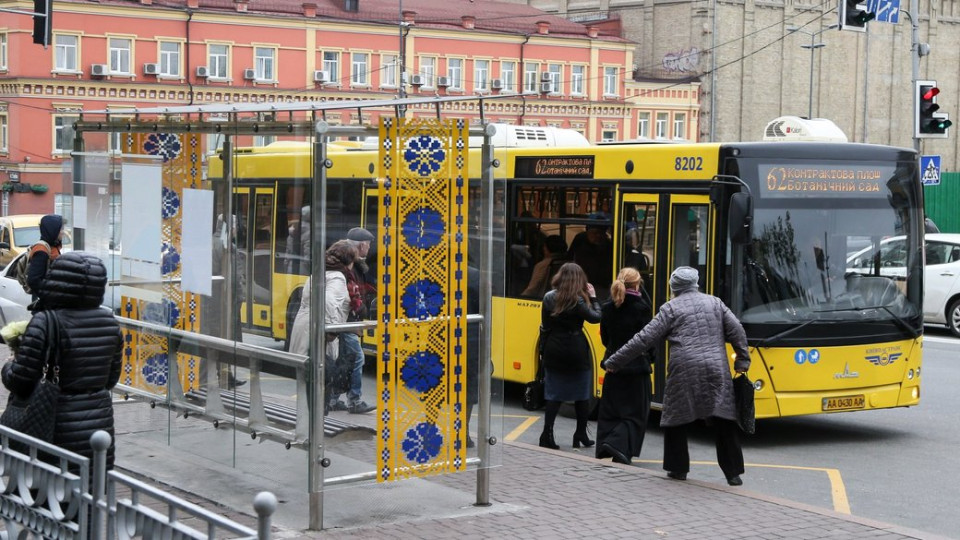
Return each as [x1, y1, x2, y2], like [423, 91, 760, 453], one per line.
[762, 116, 848, 142]
[195, 66, 210, 78]
[143, 63, 160, 76]
[243, 68, 257, 80]
[313, 70, 330, 83]
[436, 76, 450, 88]
[90, 64, 108, 78]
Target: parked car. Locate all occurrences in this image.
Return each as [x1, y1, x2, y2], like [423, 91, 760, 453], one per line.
[847, 233, 960, 337]
[0, 214, 73, 269]
[0, 252, 34, 327]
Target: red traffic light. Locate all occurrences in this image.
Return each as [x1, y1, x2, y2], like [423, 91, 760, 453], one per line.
[922, 87, 941, 101]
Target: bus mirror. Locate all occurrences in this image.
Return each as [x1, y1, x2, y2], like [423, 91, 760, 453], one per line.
[729, 192, 753, 245]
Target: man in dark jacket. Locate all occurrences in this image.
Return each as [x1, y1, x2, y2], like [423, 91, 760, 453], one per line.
[2, 251, 124, 468]
[26, 214, 65, 306]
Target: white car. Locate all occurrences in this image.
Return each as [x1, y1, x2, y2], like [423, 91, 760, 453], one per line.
[847, 233, 960, 336]
[0, 252, 33, 327]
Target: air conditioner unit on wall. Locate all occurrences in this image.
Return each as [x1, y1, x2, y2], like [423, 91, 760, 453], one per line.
[436, 76, 450, 88]
[491, 79, 503, 90]
[409, 74, 424, 86]
[540, 82, 554, 94]
[143, 63, 160, 75]
[540, 72, 552, 82]
[195, 66, 210, 78]
[243, 68, 257, 80]
[313, 70, 330, 83]
[91, 64, 108, 77]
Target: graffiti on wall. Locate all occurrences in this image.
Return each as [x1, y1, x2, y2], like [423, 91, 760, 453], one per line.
[662, 48, 701, 73]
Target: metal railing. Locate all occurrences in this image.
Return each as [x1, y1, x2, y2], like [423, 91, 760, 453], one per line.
[0, 426, 276, 539]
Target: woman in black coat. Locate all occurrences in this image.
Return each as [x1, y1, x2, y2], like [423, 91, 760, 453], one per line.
[596, 267, 653, 465]
[2, 251, 123, 468]
[538, 262, 601, 450]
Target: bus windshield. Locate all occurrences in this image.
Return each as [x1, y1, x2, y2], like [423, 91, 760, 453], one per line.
[737, 160, 922, 325]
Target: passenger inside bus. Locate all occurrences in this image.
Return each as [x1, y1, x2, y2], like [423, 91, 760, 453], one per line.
[568, 224, 613, 297]
[521, 235, 568, 299]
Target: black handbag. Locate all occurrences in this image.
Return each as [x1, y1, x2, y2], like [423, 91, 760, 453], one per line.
[1, 311, 62, 445]
[522, 327, 549, 411]
[732, 373, 756, 435]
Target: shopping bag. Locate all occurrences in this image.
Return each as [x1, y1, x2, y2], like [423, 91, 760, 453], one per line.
[733, 373, 755, 434]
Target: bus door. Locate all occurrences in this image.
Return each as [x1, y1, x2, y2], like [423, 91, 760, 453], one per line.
[234, 186, 276, 334]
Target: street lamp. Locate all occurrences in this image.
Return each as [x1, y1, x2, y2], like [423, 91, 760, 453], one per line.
[786, 24, 839, 119]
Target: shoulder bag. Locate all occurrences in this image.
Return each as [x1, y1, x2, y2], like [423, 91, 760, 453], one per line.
[522, 325, 550, 411]
[732, 373, 756, 435]
[1, 311, 62, 445]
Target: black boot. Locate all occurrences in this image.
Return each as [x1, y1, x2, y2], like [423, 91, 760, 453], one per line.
[573, 400, 595, 448]
[539, 429, 560, 450]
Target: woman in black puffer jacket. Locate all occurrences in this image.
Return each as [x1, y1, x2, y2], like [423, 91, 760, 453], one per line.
[2, 251, 123, 468]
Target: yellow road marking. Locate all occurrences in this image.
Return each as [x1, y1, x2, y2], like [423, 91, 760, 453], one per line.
[504, 416, 540, 442]
[633, 459, 850, 514]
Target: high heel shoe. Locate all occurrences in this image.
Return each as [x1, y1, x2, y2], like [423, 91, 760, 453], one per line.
[572, 432, 595, 448]
[539, 430, 560, 450]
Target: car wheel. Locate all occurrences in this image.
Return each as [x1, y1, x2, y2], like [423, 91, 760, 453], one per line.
[948, 297, 960, 338]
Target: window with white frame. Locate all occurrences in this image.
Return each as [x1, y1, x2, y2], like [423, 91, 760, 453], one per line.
[54, 113, 80, 153]
[351, 53, 369, 85]
[673, 112, 687, 140]
[0, 33, 6, 70]
[159, 41, 181, 77]
[638, 112, 651, 139]
[602, 130, 617, 142]
[254, 47, 275, 81]
[420, 56, 436, 88]
[208, 44, 229, 79]
[54, 34, 78, 72]
[523, 62, 539, 93]
[447, 58, 463, 90]
[474, 59, 489, 92]
[54, 194, 73, 228]
[109, 131, 122, 153]
[603, 67, 618, 96]
[0, 114, 7, 152]
[381, 54, 398, 87]
[254, 135, 275, 147]
[500, 61, 516, 92]
[322, 51, 340, 84]
[109, 38, 132, 74]
[655, 112, 669, 139]
[571, 65, 585, 95]
[547, 63, 562, 94]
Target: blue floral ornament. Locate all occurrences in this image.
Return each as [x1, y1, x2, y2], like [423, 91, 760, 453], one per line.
[403, 136, 445, 177]
[400, 351, 445, 393]
[143, 133, 182, 163]
[401, 422, 443, 464]
[141, 298, 181, 328]
[142, 353, 169, 386]
[161, 187, 181, 219]
[161, 242, 180, 275]
[400, 279, 445, 319]
[401, 207, 445, 250]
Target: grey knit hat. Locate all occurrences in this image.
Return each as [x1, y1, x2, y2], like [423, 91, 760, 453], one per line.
[669, 266, 699, 293]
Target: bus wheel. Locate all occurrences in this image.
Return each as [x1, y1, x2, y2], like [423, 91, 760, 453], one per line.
[283, 288, 304, 352]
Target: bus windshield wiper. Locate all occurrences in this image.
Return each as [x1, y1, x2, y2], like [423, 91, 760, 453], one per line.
[814, 305, 920, 339]
[754, 319, 819, 349]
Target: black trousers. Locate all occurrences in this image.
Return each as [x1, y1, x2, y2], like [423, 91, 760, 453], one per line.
[662, 417, 744, 478]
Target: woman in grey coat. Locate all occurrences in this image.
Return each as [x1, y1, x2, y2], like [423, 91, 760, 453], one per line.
[603, 266, 750, 486]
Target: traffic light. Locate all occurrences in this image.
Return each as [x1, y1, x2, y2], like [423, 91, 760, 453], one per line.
[916, 80, 952, 138]
[32, 0, 52, 47]
[838, 0, 875, 32]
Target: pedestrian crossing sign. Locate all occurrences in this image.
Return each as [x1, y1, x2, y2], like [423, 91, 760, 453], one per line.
[921, 155, 941, 186]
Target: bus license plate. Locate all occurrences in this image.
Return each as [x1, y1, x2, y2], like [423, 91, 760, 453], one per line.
[822, 395, 865, 411]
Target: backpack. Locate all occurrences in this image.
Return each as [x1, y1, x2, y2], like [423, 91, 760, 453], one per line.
[16, 240, 53, 295]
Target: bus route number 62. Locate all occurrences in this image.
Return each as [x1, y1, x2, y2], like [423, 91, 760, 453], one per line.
[675, 156, 703, 171]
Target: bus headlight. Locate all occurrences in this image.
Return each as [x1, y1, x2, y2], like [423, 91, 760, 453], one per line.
[753, 379, 763, 391]
[907, 369, 914, 380]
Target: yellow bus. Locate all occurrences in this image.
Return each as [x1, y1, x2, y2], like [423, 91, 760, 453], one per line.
[209, 126, 924, 419]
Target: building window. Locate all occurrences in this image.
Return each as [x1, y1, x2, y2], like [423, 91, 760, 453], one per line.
[159, 41, 180, 77]
[54, 114, 80, 153]
[0, 33, 6, 70]
[638, 112, 651, 139]
[109, 38, 132, 75]
[602, 130, 617, 142]
[254, 47, 275, 81]
[54, 194, 73, 227]
[603, 67, 618, 96]
[208, 44, 229, 79]
[673, 112, 687, 140]
[547, 63, 562, 94]
[474, 59, 489, 92]
[447, 58, 463, 90]
[571, 65, 585, 95]
[254, 135, 275, 147]
[419, 56, 436, 88]
[523, 62, 539, 93]
[53, 35, 78, 72]
[322, 51, 340, 84]
[0, 114, 7, 152]
[500, 61, 516, 93]
[351, 53, 368, 85]
[655, 112, 669, 139]
[381, 54, 398, 87]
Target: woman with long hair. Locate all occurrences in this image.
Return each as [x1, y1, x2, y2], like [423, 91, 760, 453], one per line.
[596, 267, 653, 465]
[537, 262, 601, 450]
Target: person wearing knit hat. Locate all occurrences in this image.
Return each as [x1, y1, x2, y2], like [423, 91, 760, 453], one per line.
[603, 265, 751, 487]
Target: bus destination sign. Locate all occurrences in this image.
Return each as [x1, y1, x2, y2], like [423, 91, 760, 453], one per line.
[758, 164, 894, 198]
[515, 155, 595, 179]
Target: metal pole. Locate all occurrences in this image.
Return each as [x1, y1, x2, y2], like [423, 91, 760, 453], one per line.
[908, 4, 921, 152]
[475, 123, 496, 506]
[308, 121, 330, 530]
[863, 26, 870, 142]
[709, 0, 717, 140]
[90, 431, 111, 540]
[808, 32, 815, 119]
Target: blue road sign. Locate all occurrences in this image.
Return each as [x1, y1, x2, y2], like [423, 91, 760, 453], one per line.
[868, 0, 901, 23]
[921, 155, 941, 186]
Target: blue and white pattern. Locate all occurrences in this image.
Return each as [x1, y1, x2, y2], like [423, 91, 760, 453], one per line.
[161, 242, 180, 275]
[161, 187, 181, 219]
[401, 207, 446, 250]
[403, 136, 445, 177]
[142, 353, 169, 387]
[400, 279, 445, 319]
[400, 351, 445, 393]
[401, 422, 443, 464]
[143, 133, 182, 163]
[141, 298, 182, 328]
